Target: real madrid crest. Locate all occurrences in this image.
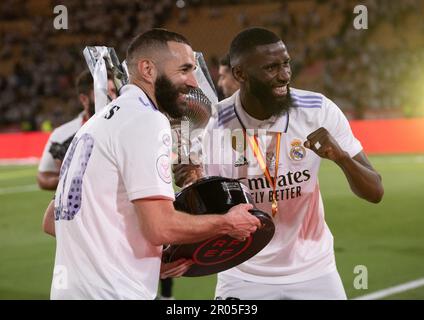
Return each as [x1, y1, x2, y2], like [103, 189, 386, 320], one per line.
[289, 139, 306, 161]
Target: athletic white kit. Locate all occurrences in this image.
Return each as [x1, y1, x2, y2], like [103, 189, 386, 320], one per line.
[202, 88, 362, 299]
[51, 84, 175, 300]
[38, 114, 85, 173]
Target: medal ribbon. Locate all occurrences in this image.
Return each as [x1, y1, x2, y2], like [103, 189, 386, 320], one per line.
[245, 132, 281, 217]
[233, 105, 286, 217]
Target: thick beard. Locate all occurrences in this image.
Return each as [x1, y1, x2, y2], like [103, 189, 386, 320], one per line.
[249, 75, 293, 118]
[155, 74, 187, 120]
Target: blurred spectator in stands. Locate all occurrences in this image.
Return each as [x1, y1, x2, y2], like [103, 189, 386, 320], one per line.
[217, 53, 240, 99]
[1, 0, 424, 130]
[37, 70, 117, 190]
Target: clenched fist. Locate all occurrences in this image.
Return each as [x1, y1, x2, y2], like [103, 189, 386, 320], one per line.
[304, 127, 349, 162]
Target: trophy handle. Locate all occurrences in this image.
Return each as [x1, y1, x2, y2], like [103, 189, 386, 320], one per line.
[83, 46, 130, 101]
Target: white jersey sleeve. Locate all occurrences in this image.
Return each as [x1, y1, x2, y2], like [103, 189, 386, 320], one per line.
[38, 115, 83, 173]
[321, 97, 363, 158]
[38, 132, 59, 173]
[114, 112, 175, 201]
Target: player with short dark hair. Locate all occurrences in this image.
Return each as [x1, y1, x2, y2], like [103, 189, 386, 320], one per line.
[201, 27, 384, 299]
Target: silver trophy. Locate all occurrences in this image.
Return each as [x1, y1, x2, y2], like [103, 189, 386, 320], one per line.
[83, 46, 216, 123]
[83, 46, 128, 104]
[169, 52, 218, 169]
[83, 46, 216, 175]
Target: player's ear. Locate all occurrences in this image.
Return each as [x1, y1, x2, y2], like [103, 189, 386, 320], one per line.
[137, 59, 157, 84]
[232, 65, 246, 83]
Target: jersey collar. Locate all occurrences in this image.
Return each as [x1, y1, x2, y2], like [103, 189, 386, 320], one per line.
[234, 90, 289, 133]
[120, 84, 158, 111]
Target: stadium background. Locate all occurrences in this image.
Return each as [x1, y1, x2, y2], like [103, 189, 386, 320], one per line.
[0, 0, 423, 299]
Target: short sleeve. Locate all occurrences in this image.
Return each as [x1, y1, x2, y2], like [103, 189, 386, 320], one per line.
[115, 112, 175, 201]
[322, 97, 363, 158]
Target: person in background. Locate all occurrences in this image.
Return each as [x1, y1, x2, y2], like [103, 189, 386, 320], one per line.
[37, 70, 117, 190]
[217, 53, 240, 99]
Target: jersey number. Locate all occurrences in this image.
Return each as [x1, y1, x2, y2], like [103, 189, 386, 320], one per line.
[55, 133, 94, 220]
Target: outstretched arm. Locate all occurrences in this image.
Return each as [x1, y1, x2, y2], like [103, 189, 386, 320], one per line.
[133, 198, 261, 246]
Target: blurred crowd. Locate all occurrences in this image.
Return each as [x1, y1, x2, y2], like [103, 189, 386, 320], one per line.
[265, 0, 424, 118]
[0, 0, 423, 132]
[0, 0, 173, 131]
[319, 0, 424, 118]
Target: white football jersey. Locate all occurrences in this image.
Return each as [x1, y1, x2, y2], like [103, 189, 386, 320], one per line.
[202, 88, 362, 284]
[38, 114, 84, 173]
[51, 84, 175, 299]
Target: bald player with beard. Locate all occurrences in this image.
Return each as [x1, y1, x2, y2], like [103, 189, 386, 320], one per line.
[197, 27, 384, 300]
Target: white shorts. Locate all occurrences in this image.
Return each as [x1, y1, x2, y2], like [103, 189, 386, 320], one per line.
[215, 270, 347, 300]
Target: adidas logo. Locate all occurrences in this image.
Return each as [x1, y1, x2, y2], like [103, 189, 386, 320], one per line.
[234, 155, 249, 167]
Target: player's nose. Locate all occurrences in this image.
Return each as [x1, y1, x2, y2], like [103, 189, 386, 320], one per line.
[277, 66, 291, 83]
[185, 72, 198, 88]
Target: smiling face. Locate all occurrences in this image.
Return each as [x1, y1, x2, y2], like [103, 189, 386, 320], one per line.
[154, 41, 198, 119]
[236, 41, 293, 117]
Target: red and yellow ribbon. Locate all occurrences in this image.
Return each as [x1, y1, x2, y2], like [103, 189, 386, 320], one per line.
[245, 132, 281, 217]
